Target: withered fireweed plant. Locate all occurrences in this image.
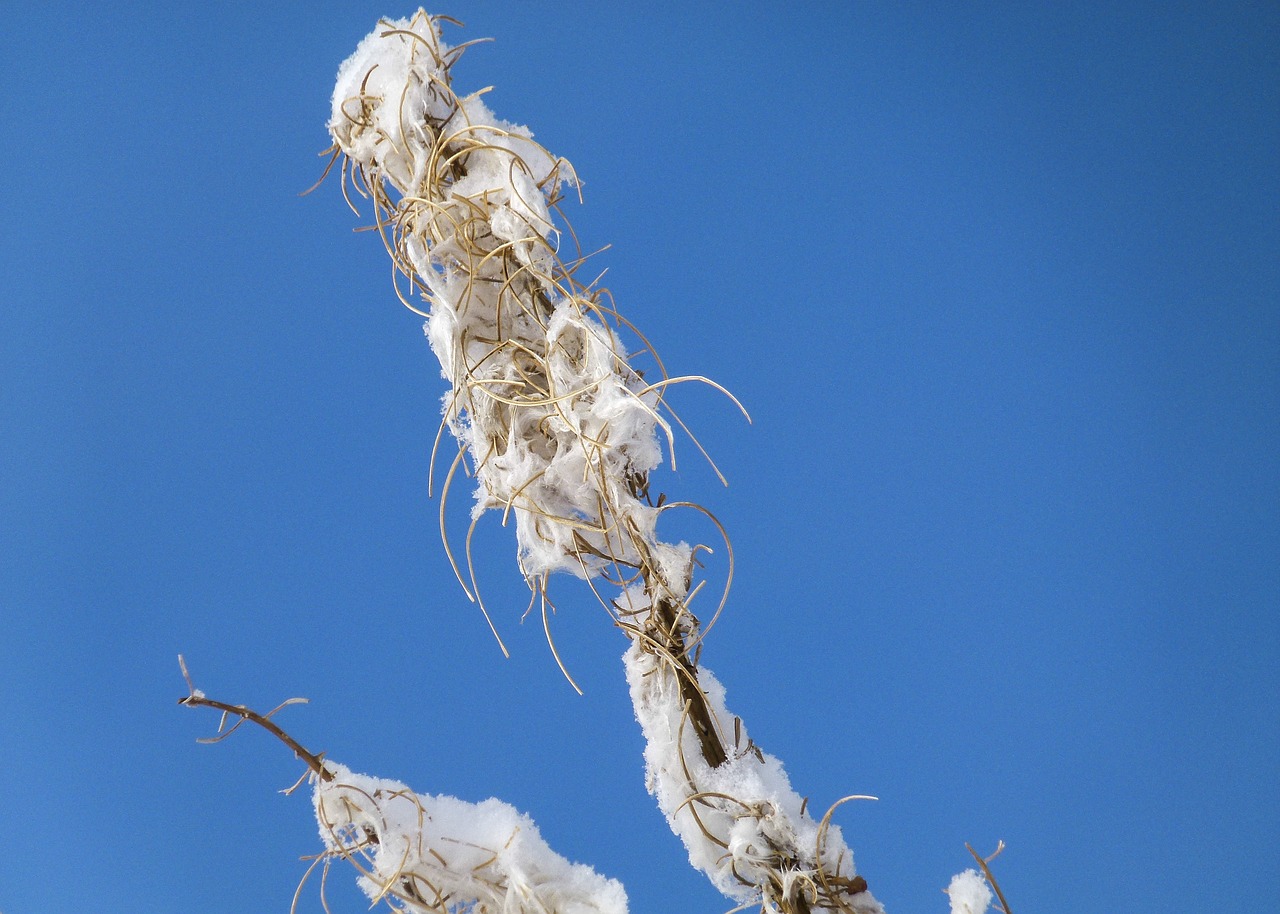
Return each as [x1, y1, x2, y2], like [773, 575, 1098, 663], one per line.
[181, 11, 1007, 914]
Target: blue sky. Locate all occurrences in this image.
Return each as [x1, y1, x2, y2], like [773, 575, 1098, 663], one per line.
[1, 3, 1276, 912]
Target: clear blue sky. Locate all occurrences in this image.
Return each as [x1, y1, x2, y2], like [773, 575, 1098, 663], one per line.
[1, 3, 1276, 912]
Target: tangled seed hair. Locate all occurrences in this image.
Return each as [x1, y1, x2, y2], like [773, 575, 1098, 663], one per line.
[324, 12, 882, 914]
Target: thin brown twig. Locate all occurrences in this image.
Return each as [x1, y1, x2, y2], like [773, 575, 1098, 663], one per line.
[177, 654, 332, 781]
[966, 841, 1012, 914]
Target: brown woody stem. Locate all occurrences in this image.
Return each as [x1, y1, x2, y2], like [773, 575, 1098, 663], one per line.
[177, 655, 333, 781]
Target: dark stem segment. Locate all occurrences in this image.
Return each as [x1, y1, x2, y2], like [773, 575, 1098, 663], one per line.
[650, 596, 728, 769]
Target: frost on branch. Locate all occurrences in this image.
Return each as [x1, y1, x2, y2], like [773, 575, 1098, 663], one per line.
[324, 11, 886, 913]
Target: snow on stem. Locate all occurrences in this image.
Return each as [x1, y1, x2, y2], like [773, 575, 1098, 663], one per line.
[313, 762, 627, 914]
[325, 10, 890, 913]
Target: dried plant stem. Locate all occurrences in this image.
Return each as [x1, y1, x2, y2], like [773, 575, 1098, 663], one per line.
[323, 12, 881, 913]
[177, 654, 332, 781]
[648, 595, 727, 768]
[966, 842, 1012, 914]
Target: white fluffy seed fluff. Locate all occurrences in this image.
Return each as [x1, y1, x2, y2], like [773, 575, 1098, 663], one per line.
[330, 12, 671, 584]
[314, 762, 628, 914]
[946, 869, 994, 914]
[625, 641, 885, 914]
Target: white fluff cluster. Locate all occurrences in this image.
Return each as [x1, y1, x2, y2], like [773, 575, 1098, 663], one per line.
[625, 641, 885, 914]
[946, 869, 993, 914]
[330, 12, 675, 583]
[314, 761, 628, 914]
[330, 17, 556, 256]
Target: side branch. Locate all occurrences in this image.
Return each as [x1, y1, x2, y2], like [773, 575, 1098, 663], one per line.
[965, 842, 1011, 914]
[177, 654, 332, 781]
